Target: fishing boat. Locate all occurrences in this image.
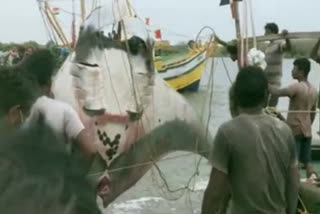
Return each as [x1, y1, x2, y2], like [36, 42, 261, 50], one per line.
[154, 43, 210, 92]
[37, 0, 215, 93]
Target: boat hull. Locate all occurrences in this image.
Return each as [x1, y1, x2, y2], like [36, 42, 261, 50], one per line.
[156, 50, 208, 92]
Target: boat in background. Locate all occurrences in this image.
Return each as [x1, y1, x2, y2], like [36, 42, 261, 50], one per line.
[38, 1, 216, 93]
[154, 40, 216, 92]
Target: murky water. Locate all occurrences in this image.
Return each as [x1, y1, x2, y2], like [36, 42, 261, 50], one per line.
[103, 58, 320, 214]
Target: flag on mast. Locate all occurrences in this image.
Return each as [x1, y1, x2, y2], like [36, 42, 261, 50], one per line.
[145, 18, 150, 26]
[52, 7, 60, 15]
[155, 29, 162, 40]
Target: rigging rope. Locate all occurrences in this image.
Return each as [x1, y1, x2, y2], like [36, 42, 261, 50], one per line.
[95, 0, 122, 113]
[221, 57, 234, 84]
[62, 1, 219, 206]
[38, 3, 57, 44]
[88, 149, 211, 176]
[144, 28, 218, 204]
[87, 22, 219, 205]
[116, 1, 141, 112]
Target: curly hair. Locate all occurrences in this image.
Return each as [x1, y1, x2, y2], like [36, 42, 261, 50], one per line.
[234, 66, 268, 108]
[0, 66, 38, 117]
[293, 58, 311, 77]
[19, 49, 56, 87]
[264, 23, 279, 34]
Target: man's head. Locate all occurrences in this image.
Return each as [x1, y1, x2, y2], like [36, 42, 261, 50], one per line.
[227, 44, 238, 61]
[20, 49, 56, 96]
[264, 23, 279, 35]
[9, 47, 19, 57]
[24, 47, 34, 57]
[188, 40, 196, 49]
[0, 66, 38, 128]
[0, 124, 101, 214]
[292, 58, 311, 80]
[234, 66, 268, 109]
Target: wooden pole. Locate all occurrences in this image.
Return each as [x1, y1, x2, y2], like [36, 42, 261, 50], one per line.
[246, 31, 320, 43]
[71, 0, 76, 48]
[45, 2, 71, 49]
[126, 0, 133, 17]
[81, 0, 86, 24]
[233, 1, 243, 68]
[44, 3, 68, 47]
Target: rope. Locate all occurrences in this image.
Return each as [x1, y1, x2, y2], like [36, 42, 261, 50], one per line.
[88, 149, 211, 177]
[75, 2, 219, 206]
[91, 0, 97, 13]
[116, 2, 140, 112]
[142, 29, 217, 204]
[95, 0, 122, 113]
[38, 3, 57, 44]
[89, 23, 219, 204]
[148, 56, 217, 205]
[221, 58, 234, 84]
[194, 26, 216, 43]
[55, 7, 82, 17]
[276, 110, 320, 114]
[298, 195, 309, 214]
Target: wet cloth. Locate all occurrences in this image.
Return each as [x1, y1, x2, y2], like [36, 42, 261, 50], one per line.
[264, 41, 285, 87]
[265, 41, 285, 107]
[210, 113, 296, 214]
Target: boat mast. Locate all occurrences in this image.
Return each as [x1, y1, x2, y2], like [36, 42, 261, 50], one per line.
[71, 0, 76, 48]
[44, 1, 71, 49]
[231, 0, 243, 68]
[80, 0, 86, 23]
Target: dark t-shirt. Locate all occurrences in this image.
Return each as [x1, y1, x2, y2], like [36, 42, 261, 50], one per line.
[210, 113, 296, 214]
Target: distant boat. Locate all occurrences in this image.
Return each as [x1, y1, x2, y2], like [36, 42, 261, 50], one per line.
[154, 42, 211, 92]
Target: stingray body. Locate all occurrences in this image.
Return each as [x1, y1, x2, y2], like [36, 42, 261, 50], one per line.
[52, 1, 212, 207]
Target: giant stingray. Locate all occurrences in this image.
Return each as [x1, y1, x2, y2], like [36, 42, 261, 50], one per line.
[52, 2, 212, 208]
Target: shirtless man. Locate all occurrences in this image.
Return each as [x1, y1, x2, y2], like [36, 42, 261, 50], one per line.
[310, 38, 320, 64]
[201, 66, 299, 214]
[269, 58, 318, 179]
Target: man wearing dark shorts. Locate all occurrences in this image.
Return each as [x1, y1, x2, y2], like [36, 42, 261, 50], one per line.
[270, 58, 318, 178]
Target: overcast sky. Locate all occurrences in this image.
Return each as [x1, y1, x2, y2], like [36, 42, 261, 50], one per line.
[0, 0, 319, 44]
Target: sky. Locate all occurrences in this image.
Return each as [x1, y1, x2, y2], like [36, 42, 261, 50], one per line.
[0, 0, 319, 44]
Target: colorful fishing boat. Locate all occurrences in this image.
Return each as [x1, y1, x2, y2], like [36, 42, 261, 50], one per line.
[37, 0, 215, 93]
[154, 46, 209, 92]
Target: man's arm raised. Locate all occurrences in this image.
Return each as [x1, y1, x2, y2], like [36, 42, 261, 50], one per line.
[311, 38, 320, 64]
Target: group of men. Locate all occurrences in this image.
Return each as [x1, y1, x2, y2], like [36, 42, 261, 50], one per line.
[201, 23, 320, 214]
[0, 50, 102, 213]
[1, 23, 320, 213]
[0, 46, 34, 66]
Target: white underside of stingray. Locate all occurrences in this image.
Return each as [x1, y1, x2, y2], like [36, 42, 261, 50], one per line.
[53, 47, 201, 166]
[52, 1, 211, 207]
